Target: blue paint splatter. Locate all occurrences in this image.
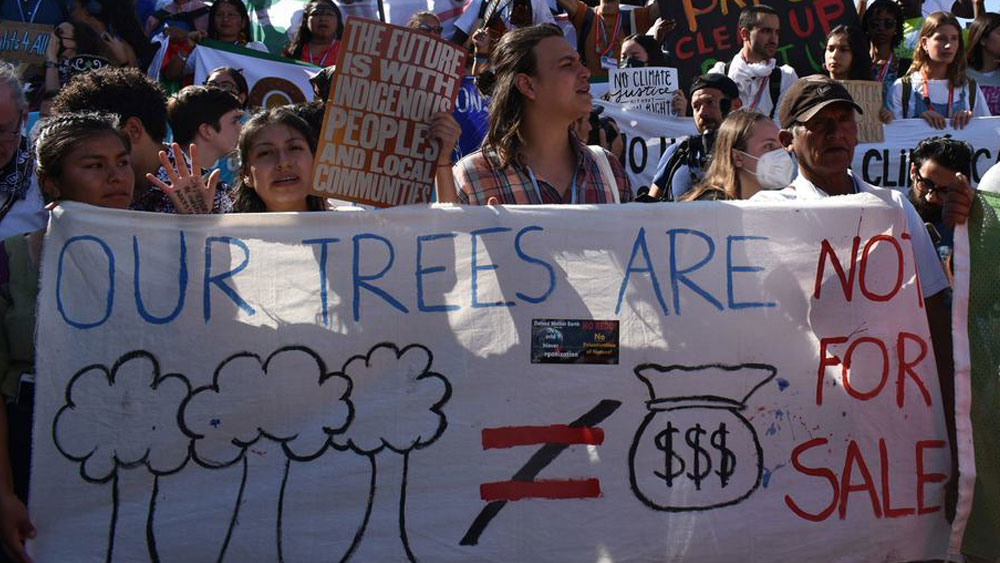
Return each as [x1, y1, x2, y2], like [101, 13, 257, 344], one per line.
[762, 463, 787, 488]
[766, 422, 778, 436]
[774, 410, 784, 420]
[776, 378, 789, 391]
[210, 418, 221, 428]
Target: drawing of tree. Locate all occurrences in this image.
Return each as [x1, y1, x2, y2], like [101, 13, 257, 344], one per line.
[331, 342, 451, 562]
[52, 350, 191, 562]
[179, 345, 352, 562]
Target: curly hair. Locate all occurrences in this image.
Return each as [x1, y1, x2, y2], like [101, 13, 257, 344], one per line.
[233, 107, 326, 212]
[35, 111, 131, 184]
[484, 23, 564, 168]
[52, 67, 168, 143]
[282, 0, 344, 60]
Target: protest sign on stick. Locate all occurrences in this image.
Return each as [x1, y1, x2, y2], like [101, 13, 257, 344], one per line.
[842, 80, 885, 143]
[0, 22, 52, 65]
[313, 19, 466, 207]
[609, 67, 680, 117]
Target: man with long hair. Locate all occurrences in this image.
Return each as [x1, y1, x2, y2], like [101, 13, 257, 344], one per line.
[450, 24, 631, 205]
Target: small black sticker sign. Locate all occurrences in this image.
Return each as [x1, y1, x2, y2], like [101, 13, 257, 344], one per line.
[530, 319, 619, 365]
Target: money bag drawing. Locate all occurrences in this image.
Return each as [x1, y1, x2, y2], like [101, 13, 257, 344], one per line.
[628, 363, 776, 512]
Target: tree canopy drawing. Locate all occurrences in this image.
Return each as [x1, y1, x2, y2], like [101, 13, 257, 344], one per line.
[52, 350, 191, 562]
[330, 342, 452, 562]
[179, 345, 353, 562]
[51, 342, 451, 562]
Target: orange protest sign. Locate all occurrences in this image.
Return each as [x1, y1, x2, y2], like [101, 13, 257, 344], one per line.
[313, 19, 466, 207]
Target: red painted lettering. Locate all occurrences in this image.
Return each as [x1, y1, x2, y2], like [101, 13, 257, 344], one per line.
[675, 36, 694, 60]
[880, 439, 915, 517]
[915, 440, 947, 515]
[896, 332, 931, 408]
[839, 440, 882, 519]
[842, 337, 889, 401]
[859, 234, 904, 302]
[815, 0, 846, 36]
[813, 237, 859, 301]
[816, 336, 848, 405]
[789, 6, 815, 38]
[711, 25, 732, 51]
[785, 437, 839, 521]
[695, 32, 714, 55]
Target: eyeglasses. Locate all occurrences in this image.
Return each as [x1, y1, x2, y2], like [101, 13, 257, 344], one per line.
[417, 24, 443, 34]
[868, 18, 897, 31]
[208, 80, 239, 94]
[914, 169, 948, 194]
[308, 8, 336, 17]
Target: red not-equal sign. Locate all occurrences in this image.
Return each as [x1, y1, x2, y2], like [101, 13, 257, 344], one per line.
[479, 424, 605, 501]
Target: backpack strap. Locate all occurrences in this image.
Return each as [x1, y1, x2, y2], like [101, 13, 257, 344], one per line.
[657, 137, 693, 202]
[901, 74, 912, 119]
[768, 66, 782, 119]
[587, 146, 620, 203]
[969, 78, 978, 113]
[577, 9, 595, 62]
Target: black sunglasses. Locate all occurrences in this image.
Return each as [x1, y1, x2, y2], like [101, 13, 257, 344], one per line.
[914, 169, 948, 194]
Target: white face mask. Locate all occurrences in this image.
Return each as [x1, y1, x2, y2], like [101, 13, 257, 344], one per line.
[738, 148, 796, 190]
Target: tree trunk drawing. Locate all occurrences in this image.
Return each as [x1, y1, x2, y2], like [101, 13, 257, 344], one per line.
[107, 470, 158, 563]
[219, 444, 290, 562]
[341, 452, 414, 562]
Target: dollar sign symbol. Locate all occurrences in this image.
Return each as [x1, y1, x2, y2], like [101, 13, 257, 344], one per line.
[711, 422, 736, 488]
[685, 423, 711, 491]
[653, 421, 684, 486]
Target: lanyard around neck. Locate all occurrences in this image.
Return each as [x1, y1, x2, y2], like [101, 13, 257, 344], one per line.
[594, 10, 622, 57]
[527, 166, 579, 204]
[18, 0, 42, 23]
[921, 73, 954, 118]
[875, 53, 894, 82]
[306, 41, 335, 66]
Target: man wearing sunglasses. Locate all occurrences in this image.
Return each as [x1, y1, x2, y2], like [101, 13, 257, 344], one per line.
[0, 63, 45, 241]
[908, 136, 973, 266]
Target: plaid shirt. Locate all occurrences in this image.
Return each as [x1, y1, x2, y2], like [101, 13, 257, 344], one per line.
[453, 138, 633, 205]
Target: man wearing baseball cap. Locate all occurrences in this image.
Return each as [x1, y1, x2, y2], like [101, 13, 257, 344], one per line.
[643, 73, 740, 202]
[753, 74, 975, 425]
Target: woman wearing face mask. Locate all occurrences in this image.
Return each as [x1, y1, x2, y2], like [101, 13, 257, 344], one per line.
[681, 109, 794, 201]
[888, 11, 990, 129]
[618, 34, 687, 116]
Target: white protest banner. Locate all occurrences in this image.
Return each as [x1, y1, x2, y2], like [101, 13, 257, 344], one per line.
[842, 80, 885, 143]
[190, 39, 317, 108]
[313, 19, 466, 207]
[600, 100, 1000, 195]
[609, 67, 680, 117]
[32, 200, 961, 561]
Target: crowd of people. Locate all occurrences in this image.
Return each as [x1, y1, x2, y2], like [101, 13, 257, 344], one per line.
[0, 0, 998, 560]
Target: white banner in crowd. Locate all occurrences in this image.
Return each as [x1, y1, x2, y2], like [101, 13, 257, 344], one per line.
[598, 101, 1000, 195]
[191, 42, 317, 108]
[31, 201, 961, 561]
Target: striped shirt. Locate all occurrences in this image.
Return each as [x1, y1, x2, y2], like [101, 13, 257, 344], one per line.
[453, 139, 632, 205]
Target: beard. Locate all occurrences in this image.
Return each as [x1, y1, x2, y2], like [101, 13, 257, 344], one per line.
[908, 188, 942, 225]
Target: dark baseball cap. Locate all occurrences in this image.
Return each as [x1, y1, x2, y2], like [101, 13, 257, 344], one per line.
[690, 73, 739, 100]
[778, 75, 864, 129]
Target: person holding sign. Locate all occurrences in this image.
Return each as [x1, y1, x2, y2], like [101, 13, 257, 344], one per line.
[752, 76, 961, 406]
[0, 112, 135, 563]
[232, 107, 328, 212]
[618, 34, 686, 116]
[710, 4, 797, 122]
[450, 24, 632, 205]
[824, 25, 893, 125]
[887, 11, 989, 129]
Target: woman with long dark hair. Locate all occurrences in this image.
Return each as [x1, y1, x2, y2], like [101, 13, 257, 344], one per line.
[282, 0, 344, 66]
[966, 12, 1000, 115]
[450, 24, 631, 205]
[162, 0, 268, 81]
